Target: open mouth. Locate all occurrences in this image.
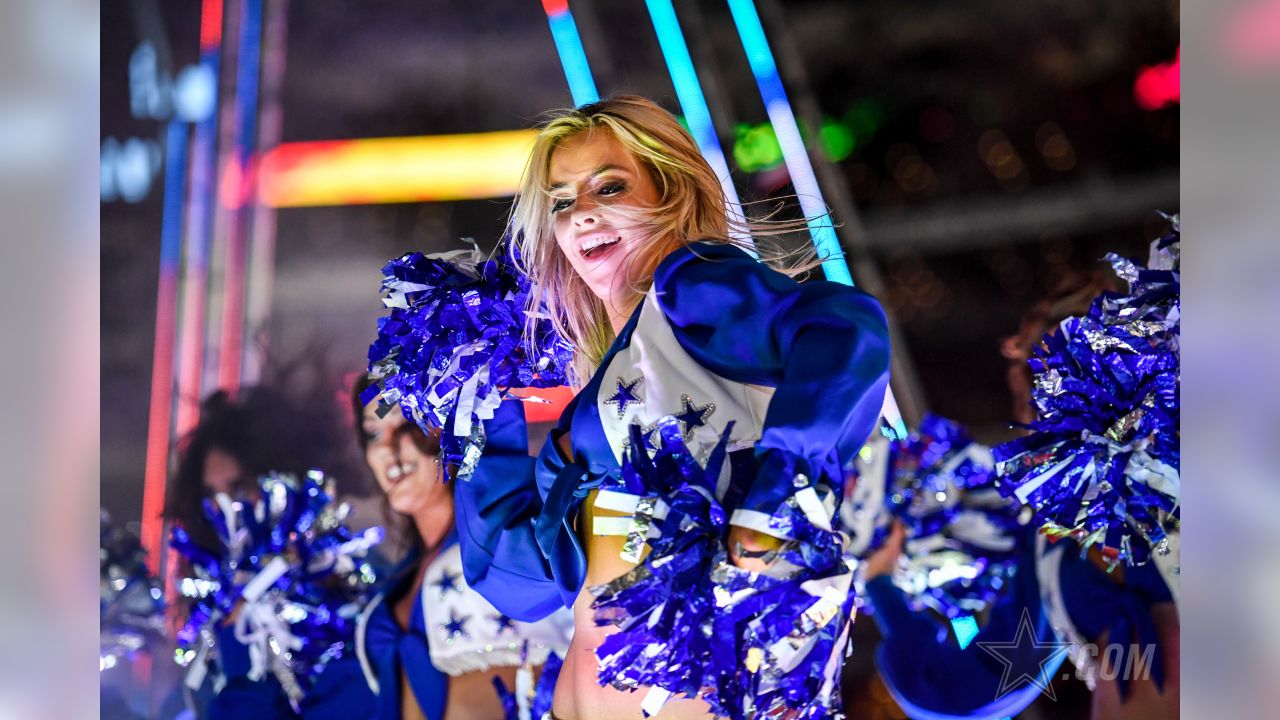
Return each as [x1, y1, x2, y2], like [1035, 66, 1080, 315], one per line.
[580, 234, 621, 260]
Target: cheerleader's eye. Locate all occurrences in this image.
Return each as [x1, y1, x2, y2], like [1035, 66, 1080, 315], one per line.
[551, 197, 574, 214]
[599, 181, 626, 196]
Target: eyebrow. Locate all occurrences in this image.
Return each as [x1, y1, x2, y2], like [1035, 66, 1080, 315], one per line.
[548, 164, 630, 191]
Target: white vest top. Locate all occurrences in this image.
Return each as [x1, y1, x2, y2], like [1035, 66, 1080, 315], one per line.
[596, 287, 775, 524]
[357, 543, 574, 691]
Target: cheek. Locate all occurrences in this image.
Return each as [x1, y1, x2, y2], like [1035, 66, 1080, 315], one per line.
[609, 194, 659, 235]
[553, 220, 576, 257]
[365, 451, 390, 488]
[553, 228, 588, 278]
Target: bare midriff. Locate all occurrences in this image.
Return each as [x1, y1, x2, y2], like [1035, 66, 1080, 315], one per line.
[550, 486, 717, 720]
[443, 666, 519, 720]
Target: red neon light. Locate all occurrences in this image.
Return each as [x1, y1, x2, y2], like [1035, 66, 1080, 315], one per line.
[1134, 48, 1180, 110]
[140, 270, 179, 575]
[200, 0, 224, 50]
[219, 155, 259, 209]
[218, 228, 249, 393]
[257, 140, 348, 176]
[542, 0, 570, 16]
[217, 152, 258, 392]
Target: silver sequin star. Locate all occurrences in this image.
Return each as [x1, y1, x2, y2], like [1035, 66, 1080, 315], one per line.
[604, 376, 645, 419]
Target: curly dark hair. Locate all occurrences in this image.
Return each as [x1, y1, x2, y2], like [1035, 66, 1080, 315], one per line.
[163, 388, 316, 553]
[1000, 270, 1120, 425]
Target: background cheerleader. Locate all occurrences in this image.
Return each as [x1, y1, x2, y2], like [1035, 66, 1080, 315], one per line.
[852, 234, 1179, 720]
[164, 388, 377, 719]
[352, 372, 573, 720]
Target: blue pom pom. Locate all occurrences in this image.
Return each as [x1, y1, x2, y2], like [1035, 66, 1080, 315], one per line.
[590, 419, 855, 720]
[532, 651, 563, 719]
[843, 414, 1028, 619]
[993, 216, 1180, 565]
[101, 511, 166, 670]
[170, 471, 383, 704]
[365, 239, 573, 479]
[493, 650, 563, 720]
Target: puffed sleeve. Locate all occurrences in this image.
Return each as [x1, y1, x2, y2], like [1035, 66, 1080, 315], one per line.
[868, 540, 1067, 719]
[453, 397, 573, 622]
[654, 241, 891, 537]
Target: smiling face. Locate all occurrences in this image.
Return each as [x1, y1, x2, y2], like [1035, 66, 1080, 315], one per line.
[548, 130, 662, 319]
[360, 401, 449, 517]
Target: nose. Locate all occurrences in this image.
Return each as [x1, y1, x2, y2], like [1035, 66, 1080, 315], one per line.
[367, 428, 397, 463]
[572, 194, 600, 228]
[395, 427, 422, 458]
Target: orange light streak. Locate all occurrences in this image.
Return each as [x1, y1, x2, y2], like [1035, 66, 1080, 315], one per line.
[257, 130, 537, 207]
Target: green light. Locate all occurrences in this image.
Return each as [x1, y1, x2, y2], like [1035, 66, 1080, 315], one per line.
[731, 113, 875, 171]
[732, 122, 784, 172]
[844, 98, 886, 140]
[819, 117, 855, 162]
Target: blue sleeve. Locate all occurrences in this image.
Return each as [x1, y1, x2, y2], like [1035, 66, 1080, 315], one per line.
[869, 545, 1066, 720]
[654, 242, 891, 535]
[1057, 544, 1169, 697]
[453, 397, 572, 622]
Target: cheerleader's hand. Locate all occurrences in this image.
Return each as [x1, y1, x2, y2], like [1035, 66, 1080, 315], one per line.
[864, 520, 906, 581]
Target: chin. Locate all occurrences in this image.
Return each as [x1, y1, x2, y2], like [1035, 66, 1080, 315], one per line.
[592, 270, 628, 300]
[387, 495, 423, 517]
[586, 280, 616, 304]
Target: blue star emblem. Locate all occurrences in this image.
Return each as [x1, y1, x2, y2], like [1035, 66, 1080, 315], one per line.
[491, 612, 515, 633]
[440, 609, 470, 644]
[432, 569, 461, 599]
[604, 376, 644, 419]
[976, 607, 1073, 701]
[675, 394, 715, 437]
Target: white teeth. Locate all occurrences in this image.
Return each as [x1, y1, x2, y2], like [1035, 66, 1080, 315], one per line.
[387, 462, 417, 482]
[581, 236, 620, 255]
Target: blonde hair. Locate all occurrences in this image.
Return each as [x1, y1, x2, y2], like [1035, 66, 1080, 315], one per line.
[506, 95, 818, 384]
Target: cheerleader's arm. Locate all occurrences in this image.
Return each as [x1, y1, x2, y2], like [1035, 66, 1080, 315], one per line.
[869, 543, 1064, 720]
[453, 398, 568, 622]
[655, 241, 891, 542]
